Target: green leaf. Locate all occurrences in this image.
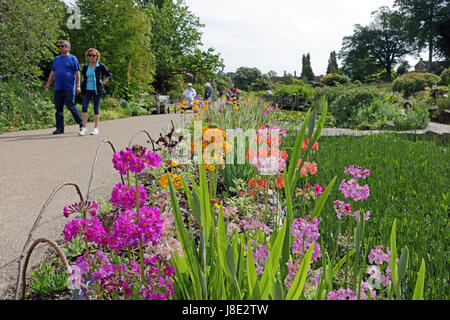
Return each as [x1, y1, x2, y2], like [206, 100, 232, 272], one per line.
[398, 247, 409, 284]
[285, 242, 315, 300]
[168, 176, 203, 299]
[260, 220, 287, 299]
[311, 176, 336, 218]
[246, 240, 258, 299]
[331, 249, 356, 277]
[412, 259, 426, 300]
[390, 219, 400, 299]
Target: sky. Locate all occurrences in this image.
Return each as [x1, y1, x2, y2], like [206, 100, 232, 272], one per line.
[183, 0, 424, 76]
[62, 0, 427, 76]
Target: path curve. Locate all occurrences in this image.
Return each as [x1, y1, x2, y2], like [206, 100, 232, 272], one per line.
[0, 113, 186, 297]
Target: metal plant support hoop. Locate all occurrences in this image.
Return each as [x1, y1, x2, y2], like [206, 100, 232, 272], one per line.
[20, 238, 71, 300]
[86, 139, 125, 201]
[127, 129, 156, 151]
[14, 182, 84, 300]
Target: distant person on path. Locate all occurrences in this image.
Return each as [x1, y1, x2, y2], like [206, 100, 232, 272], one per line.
[45, 40, 83, 135]
[204, 82, 212, 102]
[79, 48, 112, 136]
[183, 83, 196, 108]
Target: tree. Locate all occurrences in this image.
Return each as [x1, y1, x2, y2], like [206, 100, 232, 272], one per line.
[0, 0, 66, 83]
[233, 67, 263, 91]
[301, 53, 314, 82]
[68, 0, 154, 97]
[394, 0, 448, 71]
[146, 0, 204, 93]
[339, 36, 382, 82]
[339, 7, 412, 82]
[249, 76, 273, 91]
[326, 51, 339, 74]
[182, 47, 225, 87]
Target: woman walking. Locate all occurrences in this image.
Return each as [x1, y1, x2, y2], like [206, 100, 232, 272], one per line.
[79, 48, 112, 136]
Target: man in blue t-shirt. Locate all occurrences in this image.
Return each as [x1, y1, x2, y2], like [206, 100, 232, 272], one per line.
[45, 40, 83, 134]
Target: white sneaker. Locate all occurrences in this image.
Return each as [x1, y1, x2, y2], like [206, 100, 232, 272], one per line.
[91, 128, 99, 135]
[79, 127, 88, 136]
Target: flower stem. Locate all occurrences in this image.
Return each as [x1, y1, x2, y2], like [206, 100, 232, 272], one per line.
[135, 173, 145, 283]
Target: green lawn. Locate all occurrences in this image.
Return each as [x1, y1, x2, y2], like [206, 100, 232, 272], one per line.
[286, 132, 449, 299]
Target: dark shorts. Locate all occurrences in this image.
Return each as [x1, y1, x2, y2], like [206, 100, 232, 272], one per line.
[82, 90, 102, 115]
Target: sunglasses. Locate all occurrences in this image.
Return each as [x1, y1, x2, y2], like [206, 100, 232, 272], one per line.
[88, 54, 97, 57]
[58, 45, 66, 48]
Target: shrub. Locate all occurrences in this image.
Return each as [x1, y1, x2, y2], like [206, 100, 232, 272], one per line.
[393, 103, 429, 130]
[314, 86, 344, 107]
[329, 88, 384, 127]
[354, 99, 402, 129]
[438, 67, 450, 86]
[320, 73, 351, 86]
[0, 79, 55, 132]
[392, 72, 440, 97]
[274, 84, 315, 98]
[436, 96, 450, 110]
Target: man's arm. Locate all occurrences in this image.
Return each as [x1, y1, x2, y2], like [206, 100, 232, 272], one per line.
[45, 71, 55, 92]
[75, 71, 81, 93]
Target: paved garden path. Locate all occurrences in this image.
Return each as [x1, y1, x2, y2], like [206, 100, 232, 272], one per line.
[0, 113, 186, 297]
[321, 121, 450, 137]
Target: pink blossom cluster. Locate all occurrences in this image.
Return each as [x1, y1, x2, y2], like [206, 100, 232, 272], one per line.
[63, 217, 105, 244]
[226, 221, 241, 236]
[333, 200, 371, 221]
[244, 240, 269, 275]
[338, 178, 370, 202]
[108, 207, 164, 252]
[284, 260, 320, 291]
[290, 216, 321, 262]
[251, 155, 286, 175]
[344, 165, 370, 179]
[112, 145, 162, 175]
[240, 219, 270, 234]
[63, 200, 98, 218]
[284, 216, 321, 290]
[72, 252, 175, 300]
[297, 159, 318, 177]
[367, 245, 393, 287]
[111, 183, 148, 210]
[327, 287, 357, 300]
[327, 282, 376, 300]
[216, 205, 238, 218]
[368, 245, 391, 265]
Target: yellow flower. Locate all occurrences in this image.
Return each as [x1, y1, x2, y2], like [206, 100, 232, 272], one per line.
[160, 173, 182, 189]
[233, 106, 239, 110]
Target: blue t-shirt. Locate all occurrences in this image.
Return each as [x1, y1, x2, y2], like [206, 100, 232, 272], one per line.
[51, 55, 80, 91]
[86, 66, 97, 91]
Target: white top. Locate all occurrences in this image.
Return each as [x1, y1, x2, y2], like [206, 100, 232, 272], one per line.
[183, 88, 196, 100]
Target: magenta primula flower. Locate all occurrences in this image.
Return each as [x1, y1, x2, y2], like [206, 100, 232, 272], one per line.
[111, 183, 148, 210]
[63, 200, 98, 218]
[112, 145, 162, 175]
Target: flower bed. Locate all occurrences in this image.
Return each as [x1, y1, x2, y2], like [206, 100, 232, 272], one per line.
[27, 97, 435, 300]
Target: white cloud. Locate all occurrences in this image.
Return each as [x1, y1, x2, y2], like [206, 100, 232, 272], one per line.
[185, 0, 397, 75]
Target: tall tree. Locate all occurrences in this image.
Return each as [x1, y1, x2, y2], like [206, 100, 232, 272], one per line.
[233, 67, 263, 91]
[339, 7, 412, 82]
[301, 53, 314, 81]
[339, 35, 382, 82]
[147, 0, 204, 93]
[68, 0, 154, 97]
[0, 0, 66, 82]
[326, 51, 339, 74]
[394, 0, 448, 71]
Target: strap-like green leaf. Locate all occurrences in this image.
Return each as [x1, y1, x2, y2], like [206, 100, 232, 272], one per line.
[285, 242, 315, 300]
[412, 259, 426, 300]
